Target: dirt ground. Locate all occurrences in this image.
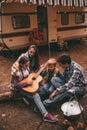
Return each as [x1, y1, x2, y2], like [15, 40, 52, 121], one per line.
[0, 40, 87, 130]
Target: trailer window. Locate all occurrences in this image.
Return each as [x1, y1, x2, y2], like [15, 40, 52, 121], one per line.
[75, 13, 85, 24]
[12, 15, 30, 29]
[61, 13, 69, 25]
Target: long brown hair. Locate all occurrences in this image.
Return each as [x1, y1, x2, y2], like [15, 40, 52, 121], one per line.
[29, 44, 39, 68]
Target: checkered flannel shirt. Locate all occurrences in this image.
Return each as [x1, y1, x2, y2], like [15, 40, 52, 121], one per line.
[58, 61, 87, 91]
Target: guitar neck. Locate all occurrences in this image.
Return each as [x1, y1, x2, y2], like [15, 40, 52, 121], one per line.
[34, 62, 48, 79]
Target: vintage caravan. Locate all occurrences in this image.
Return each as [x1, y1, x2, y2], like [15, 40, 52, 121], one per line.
[0, 1, 87, 50]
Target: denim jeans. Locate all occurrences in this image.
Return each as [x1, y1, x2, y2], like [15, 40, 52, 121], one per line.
[38, 77, 64, 97]
[19, 90, 47, 115]
[38, 82, 54, 96]
[43, 77, 84, 107]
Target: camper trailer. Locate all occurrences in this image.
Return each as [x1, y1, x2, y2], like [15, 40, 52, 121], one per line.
[0, 2, 87, 50]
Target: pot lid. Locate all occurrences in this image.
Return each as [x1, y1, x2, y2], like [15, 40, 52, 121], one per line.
[61, 100, 83, 116]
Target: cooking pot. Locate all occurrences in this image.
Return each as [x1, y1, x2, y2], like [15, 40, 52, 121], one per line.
[61, 100, 83, 122]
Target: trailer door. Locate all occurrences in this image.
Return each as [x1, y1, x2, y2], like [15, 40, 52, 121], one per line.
[37, 6, 48, 44]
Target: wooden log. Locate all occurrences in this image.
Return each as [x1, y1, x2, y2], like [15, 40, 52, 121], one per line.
[0, 91, 12, 101]
[0, 90, 22, 102]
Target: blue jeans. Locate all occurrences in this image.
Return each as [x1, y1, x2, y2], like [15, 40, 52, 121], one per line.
[38, 82, 54, 96]
[43, 77, 84, 107]
[38, 77, 64, 97]
[19, 90, 47, 115]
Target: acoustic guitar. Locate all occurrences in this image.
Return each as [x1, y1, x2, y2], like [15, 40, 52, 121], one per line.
[20, 62, 48, 93]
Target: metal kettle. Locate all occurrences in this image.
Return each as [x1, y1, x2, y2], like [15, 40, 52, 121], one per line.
[61, 100, 83, 122]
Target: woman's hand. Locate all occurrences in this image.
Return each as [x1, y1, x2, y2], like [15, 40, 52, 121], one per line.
[13, 63, 19, 71]
[16, 71, 21, 77]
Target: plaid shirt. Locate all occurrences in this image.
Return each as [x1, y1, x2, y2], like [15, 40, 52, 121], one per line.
[62, 61, 87, 90]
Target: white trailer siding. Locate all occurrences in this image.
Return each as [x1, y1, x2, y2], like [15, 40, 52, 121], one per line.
[1, 3, 38, 50]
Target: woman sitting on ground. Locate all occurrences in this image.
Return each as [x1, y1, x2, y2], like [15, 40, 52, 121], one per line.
[11, 56, 58, 123]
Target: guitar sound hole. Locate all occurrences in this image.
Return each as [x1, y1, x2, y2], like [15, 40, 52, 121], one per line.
[32, 77, 36, 80]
